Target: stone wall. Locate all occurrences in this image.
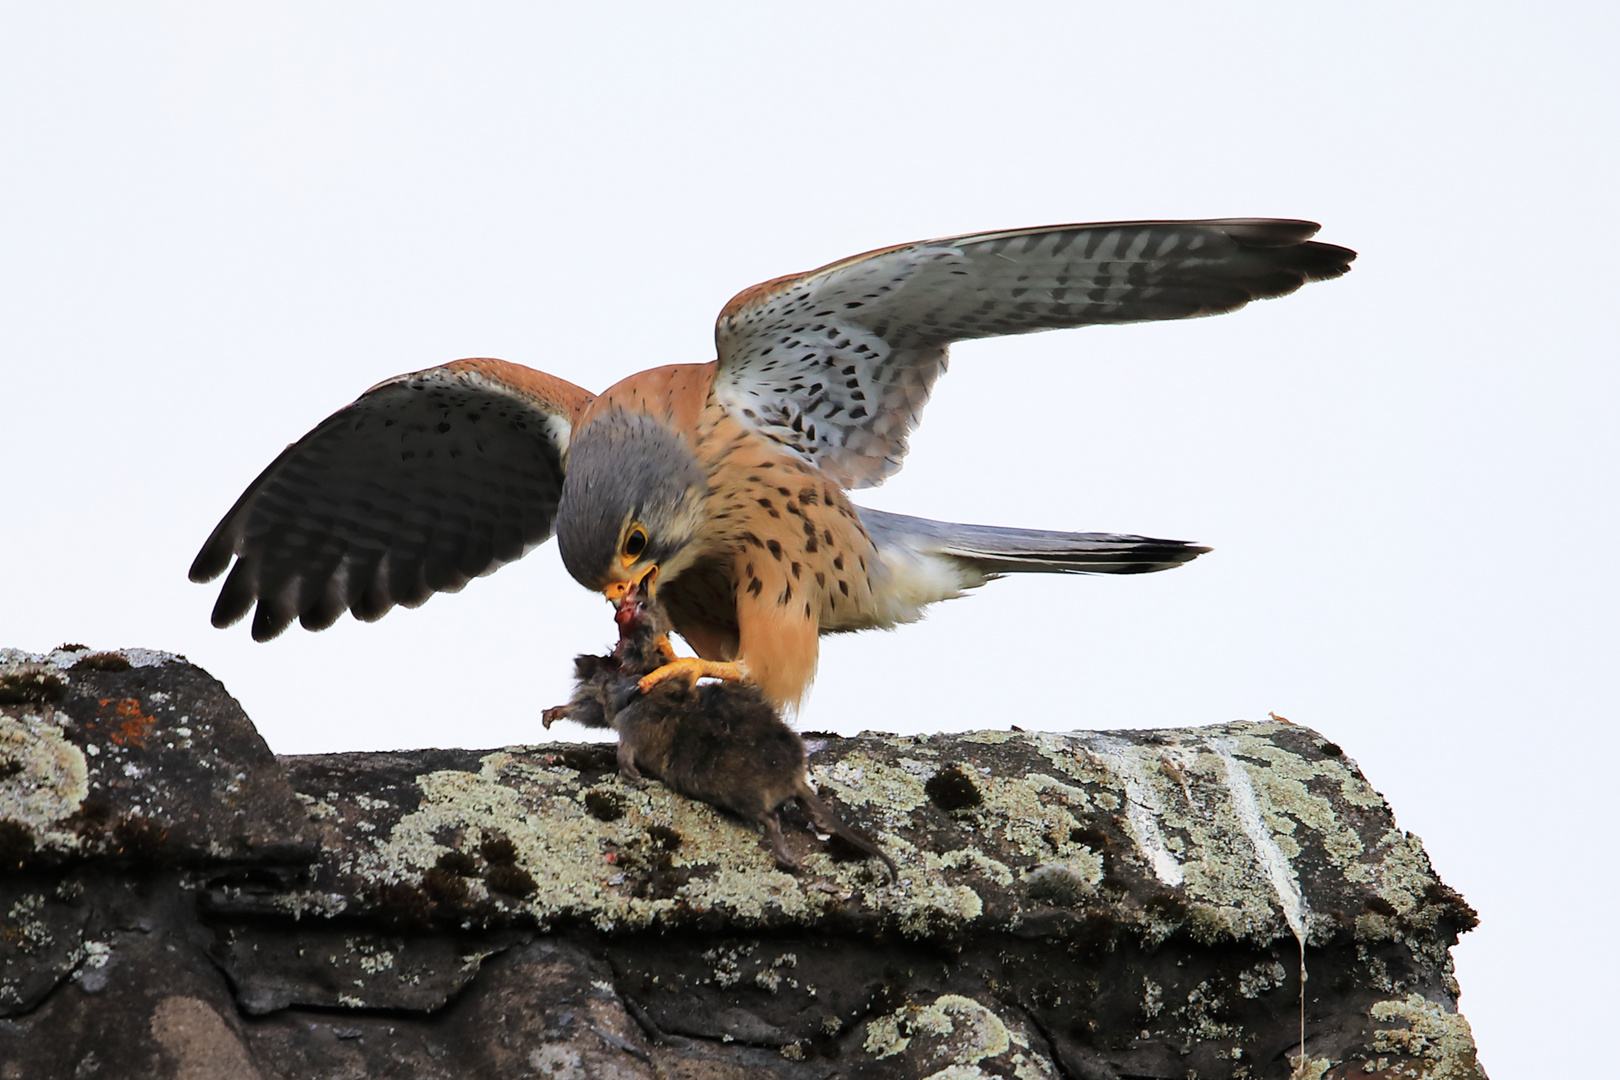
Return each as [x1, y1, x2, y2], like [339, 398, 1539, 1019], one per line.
[0, 647, 1486, 1079]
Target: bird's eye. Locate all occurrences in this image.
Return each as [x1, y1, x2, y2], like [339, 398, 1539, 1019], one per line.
[622, 525, 648, 561]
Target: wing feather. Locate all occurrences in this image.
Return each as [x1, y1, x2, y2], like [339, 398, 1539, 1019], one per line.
[713, 218, 1354, 488]
[190, 358, 594, 640]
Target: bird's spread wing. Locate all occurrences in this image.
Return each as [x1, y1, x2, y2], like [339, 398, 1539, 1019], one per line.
[712, 218, 1354, 488]
[190, 358, 594, 640]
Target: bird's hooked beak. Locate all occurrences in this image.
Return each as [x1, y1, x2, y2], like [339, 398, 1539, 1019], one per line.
[604, 563, 658, 611]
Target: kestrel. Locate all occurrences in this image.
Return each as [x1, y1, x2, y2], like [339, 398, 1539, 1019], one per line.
[191, 218, 1353, 709]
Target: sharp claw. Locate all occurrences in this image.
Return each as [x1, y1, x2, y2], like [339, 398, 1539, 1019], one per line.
[636, 658, 738, 692]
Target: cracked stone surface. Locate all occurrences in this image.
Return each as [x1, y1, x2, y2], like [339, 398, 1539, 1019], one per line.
[0, 647, 1487, 1079]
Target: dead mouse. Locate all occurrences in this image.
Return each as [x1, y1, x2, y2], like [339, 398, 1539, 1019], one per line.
[545, 598, 895, 880]
[541, 591, 675, 735]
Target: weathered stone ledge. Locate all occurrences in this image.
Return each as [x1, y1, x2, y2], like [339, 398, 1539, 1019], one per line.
[0, 647, 1486, 1079]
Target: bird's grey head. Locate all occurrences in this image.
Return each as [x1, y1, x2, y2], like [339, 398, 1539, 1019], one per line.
[555, 409, 709, 597]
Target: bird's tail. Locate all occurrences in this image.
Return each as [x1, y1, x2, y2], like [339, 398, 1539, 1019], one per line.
[855, 506, 1209, 579]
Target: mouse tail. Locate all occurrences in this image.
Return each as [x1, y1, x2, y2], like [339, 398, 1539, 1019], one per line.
[761, 812, 800, 871]
[799, 786, 896, 881]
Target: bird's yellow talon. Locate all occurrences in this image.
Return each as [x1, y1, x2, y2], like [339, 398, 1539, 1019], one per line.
[653, 633, 680, 664]
[637, 657, 745, 693]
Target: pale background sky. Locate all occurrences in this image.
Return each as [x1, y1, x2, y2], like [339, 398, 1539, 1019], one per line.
[3, 4, 1614, 1074]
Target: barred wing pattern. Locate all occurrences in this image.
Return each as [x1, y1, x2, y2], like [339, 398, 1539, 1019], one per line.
[712, 218, 1354, 489]
[189, 359, 593, 641]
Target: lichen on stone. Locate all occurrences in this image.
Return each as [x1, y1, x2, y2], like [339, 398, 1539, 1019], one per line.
[0, 645, 1492, 1076]
[0, 707, 89, 851]
[859, 993, 1045, 1077]
[816, 751, 930, 816]
[1370, 993, 1483, 1079]
[1022, 857, 1103, 906]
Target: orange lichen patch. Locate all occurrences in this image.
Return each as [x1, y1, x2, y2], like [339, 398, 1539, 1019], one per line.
[98, 697, 156, 748]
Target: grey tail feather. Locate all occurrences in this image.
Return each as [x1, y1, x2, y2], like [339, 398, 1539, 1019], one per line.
[855, 506, 1209, 577]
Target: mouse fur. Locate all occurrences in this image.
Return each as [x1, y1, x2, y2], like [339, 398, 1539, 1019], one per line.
[544, 601, 894, 879]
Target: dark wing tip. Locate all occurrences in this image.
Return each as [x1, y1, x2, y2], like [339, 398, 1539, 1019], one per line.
[1273, 238, 1356, 285]
[350, 595, 395, 624]
[250, 598, 295, 642]
[209, 560, 258, 628]
[298, 598, 348, 633]
[1212, 218, 1356, 285]
[295, 574, 350, 632]
[188, 536, 233, 583]
[1298, 241, 1357, 282]
[1208, 218, 1324, 247]
[189, 362, 577, 640]
[1141, 539, 1212, 568]
[1092, 537, 1211, 573]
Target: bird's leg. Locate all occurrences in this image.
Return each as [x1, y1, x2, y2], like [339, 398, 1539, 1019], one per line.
[653, 633, 680, 664]
[636, 657, 746, 693]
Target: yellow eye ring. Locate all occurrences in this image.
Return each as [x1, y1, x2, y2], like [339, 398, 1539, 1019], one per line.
[621, 524, 648, 565]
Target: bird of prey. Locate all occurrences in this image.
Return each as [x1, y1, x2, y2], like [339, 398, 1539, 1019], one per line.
[191, 218, 1353, 709]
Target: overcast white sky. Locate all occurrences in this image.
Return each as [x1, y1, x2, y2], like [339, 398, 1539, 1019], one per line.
[3, 4, 1615, 1074]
